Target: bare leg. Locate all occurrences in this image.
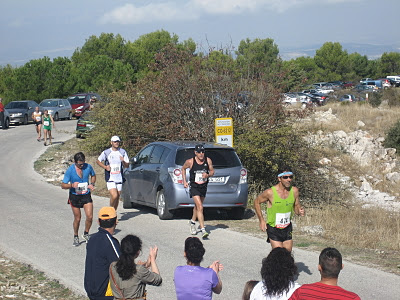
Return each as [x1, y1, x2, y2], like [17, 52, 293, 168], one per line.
[83, 202, 93, 233]
[269, 239, 284, 249]
[71, 206, 81, 236]
[109, 188, 120, 210]
[43, 129, 48, 145]
[48, 129, 52, 144]
[192, 196, 205, 229]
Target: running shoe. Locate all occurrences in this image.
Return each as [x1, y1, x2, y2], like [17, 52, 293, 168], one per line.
[73, 236, 79, 247]
[44, 142, 47, 146]
[189, 221, 197, 235]
[82, 233, 90, 243]
[37, 138, 40, 142]
[201, 229, 209, 239]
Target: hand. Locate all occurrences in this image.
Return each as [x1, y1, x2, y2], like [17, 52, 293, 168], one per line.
[105, 165, 111, 171]
[202, 172, 208, 179]
[183, 182, 188, 188]
[209, 261, 223, 274]
[149, 246, 158, 261]
[88, 184, 95, 191]
[72, 182, 79, 188]
[259, 220, 267, 232]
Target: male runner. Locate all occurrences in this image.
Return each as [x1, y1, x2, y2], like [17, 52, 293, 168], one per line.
[254, 167, 305, 252]
[97, 136, 129, 211]
[182, 144, 214, 239]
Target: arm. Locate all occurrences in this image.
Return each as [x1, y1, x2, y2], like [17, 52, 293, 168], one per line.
[209, 261, 223, 294]
[96, 153, 111, 171]
[254, 189, 271, 231]
[205, 157, 215, 178]
[182, 159, 192, 188]
[88, 174, 96, 191]
[148, 246, 160, 275]
[293, 187, 305, 216]
[120, 152, 129, 168]
[49, 114, 55, 126]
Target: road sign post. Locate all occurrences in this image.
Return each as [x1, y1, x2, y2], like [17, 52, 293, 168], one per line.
[215, 118, 233, 147]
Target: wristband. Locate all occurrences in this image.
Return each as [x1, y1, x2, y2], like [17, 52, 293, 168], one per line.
[90, 182, 95, 186]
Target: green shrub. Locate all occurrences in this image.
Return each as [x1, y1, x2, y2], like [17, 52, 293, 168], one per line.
[384, 119, 400, 152]
[368, 92, 382, 107]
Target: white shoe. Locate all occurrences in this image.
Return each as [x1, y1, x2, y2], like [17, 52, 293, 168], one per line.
[189, 221, 197, 235]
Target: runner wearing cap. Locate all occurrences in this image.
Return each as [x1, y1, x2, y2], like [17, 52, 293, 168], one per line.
[61, 152, 96, 247]
[97, 136, 129, 211]
[84, 206, 120, 300]
[254, 166, 305, 252]
[182, 144, 215, 239]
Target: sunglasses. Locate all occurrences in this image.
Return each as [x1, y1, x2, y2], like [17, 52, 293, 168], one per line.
[112, 141, 121, 143]
[196, 150, 205, 153]
[76, 163, 85, 167]
[281, 175, 293, 179]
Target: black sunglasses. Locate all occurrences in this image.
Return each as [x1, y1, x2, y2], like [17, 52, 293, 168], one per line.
[282, 175, 293, 179]
[76, 163, 85, 167]
[196, 150, 205, 153]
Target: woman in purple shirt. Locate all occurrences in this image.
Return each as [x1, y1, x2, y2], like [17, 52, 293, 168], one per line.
[174, 237, 223, 300]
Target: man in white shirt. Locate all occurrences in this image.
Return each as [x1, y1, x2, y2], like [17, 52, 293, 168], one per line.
[97, 136, 129, 211]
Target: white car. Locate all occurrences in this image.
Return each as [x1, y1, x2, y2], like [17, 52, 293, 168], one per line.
[282, 93, 299, 104]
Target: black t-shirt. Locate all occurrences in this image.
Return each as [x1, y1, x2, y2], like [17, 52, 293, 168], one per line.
[189, 157, 209, 187]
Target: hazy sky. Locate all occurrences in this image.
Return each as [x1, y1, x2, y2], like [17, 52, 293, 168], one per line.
[1, 0, 399, 66]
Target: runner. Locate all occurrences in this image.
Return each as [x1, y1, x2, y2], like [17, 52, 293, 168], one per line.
[61, 152, 96, 247]
[42, 110, 54, 146]
[254, 167, 305, 252]
[96, 136, 129, 211]
[182, 144, 215, 239]
[31, 107, 42, 141]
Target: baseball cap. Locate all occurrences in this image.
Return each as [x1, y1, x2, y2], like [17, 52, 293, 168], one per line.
[98, 207, 117, 220]
[111, 136, 121, 142]
[195, 144, 205, 152]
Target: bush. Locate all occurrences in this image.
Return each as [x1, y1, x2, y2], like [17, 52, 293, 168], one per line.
[384, 119, 400, 152]
[368, 92, 382, 107]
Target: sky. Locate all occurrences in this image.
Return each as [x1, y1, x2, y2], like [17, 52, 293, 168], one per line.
[1, 0, 399, 66]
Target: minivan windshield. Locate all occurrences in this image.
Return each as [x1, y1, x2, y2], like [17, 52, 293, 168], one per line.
[40, 100, 58, 107]
[5, 102, 28, 109]
[176, 148, 241, 168]
[67, 96, 86, 105]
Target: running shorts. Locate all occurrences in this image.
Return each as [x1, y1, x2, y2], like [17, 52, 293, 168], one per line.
[190, 184, 208, 198]
[68, 192, 93, 208]
[107, 181, 123, 191]
[267, 223, 293, 243]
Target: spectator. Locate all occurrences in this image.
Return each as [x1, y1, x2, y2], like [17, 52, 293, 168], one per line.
[251, 247, 300, 300]
[109, 234, 162, 299]
[243, 280, 259, 300]
[84, 207, 120, 300]
[174, 237, 223, 300]
[289, 247, 360, 300]
[0, 98, 5, 130]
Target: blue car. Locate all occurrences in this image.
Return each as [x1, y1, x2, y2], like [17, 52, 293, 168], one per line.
[122, 141, 248, 220]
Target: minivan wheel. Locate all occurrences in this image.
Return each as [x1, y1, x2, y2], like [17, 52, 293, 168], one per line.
[227, 207, 245, 220]
[23, 115, 28, 125]
[156, 190, 173, 220]
[68, 112, 72, 120]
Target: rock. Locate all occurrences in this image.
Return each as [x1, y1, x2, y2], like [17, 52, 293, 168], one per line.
[319, 158, 331, 165]
[357, 120, 365, 127]
[385, 172, 400, 183]
[301, 225, 324, 236]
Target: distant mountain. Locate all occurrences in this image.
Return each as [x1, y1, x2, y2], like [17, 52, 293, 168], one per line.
[280, 43, 400, 61]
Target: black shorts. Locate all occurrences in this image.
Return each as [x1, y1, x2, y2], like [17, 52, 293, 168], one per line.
[190, 184, 208, 198]
[267, 223, 293, 243]
[68, 193, 93, 208]
[34, 121, 42, 126]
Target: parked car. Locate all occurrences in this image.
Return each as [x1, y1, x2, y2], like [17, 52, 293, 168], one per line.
[67, 92, 101, 118]
[5, 100, 38, 125]
[387, 78, 400, 87]
[340, 94, 356, 102]
[343, 82, 354, 89]
[0, 108, 10, 129]
[122, 141, 248, 220]
[39, 99, 72, 121]
[76, 111, 95, 138]
[354, 85, 378, 92]
[378, 78, 392, 89]
[360, 78, 373, 83]
[282, 93, 300, 105]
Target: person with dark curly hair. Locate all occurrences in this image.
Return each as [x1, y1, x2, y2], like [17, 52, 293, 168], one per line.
[174, 237, 223, 300]
[250, 247, 300, 300]
[109, 234, 162, 299]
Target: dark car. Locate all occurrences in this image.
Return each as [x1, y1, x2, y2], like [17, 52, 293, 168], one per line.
[67, 93, 101, 118]
[122, 141, 248, 220]
[5, 100, 38, 125]
[76, 111, 95, 138]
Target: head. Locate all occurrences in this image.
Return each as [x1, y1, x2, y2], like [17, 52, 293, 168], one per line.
[261, 247, 298, 297]
[35, 106, 40, 112]
[73, 152, 86, 169]
[44, 109, 49, 116]
[184, 237, 205, 265]
[277, 166, 294, 189]
[120, 234, 142, 258]
[110, 135, 121, 148]
[318, 247, 343, 279]
[242, 280, 259, 300]
[98, 206, 117, 229]
[194, 144, 205, 160]
[116, 235, 142, 280]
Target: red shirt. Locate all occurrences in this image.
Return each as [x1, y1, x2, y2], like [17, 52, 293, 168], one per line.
[0, 102, 4, 112]
[289, 282, 360, 300]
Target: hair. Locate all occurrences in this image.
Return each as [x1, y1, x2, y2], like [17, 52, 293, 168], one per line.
[319, 247, 342, 279]
[242, 280, 259, 300]
[278, 165, 292, 175]
[99, 217, 117, 228]
[116, 235, 142, 280]
[261, 247, 298, 297]
[73, 152, 85, 163]
[184, 237, 205, 264]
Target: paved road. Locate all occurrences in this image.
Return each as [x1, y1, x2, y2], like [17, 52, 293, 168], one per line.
[0, 121, 399, 299]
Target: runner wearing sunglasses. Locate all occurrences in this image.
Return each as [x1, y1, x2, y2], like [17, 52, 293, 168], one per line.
[254, 167, 305, 252]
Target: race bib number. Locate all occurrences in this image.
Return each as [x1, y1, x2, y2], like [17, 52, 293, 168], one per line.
[35, 116, 41, 121]
[76, 182, 88, 194]
[275, 212, 291, 228]
[43, 120, 50, 126]
[195, 171, 207, 184]
[110, 163, 121, 175]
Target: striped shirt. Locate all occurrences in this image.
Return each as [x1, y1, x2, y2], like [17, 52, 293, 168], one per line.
[289, 282, 360, 300]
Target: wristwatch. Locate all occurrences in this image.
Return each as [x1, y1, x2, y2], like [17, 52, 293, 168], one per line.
[90, 182, 95, 186]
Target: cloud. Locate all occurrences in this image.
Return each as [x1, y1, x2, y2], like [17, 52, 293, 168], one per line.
[33, 47, 76, 55]
[101, 0, 362, 24]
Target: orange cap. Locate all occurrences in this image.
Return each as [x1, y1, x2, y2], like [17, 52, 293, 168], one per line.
[98, 207, 117, 220]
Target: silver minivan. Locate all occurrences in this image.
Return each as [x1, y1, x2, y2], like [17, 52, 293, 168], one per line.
[122, 141, 248, 220]
[39, 99, 72, 121]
